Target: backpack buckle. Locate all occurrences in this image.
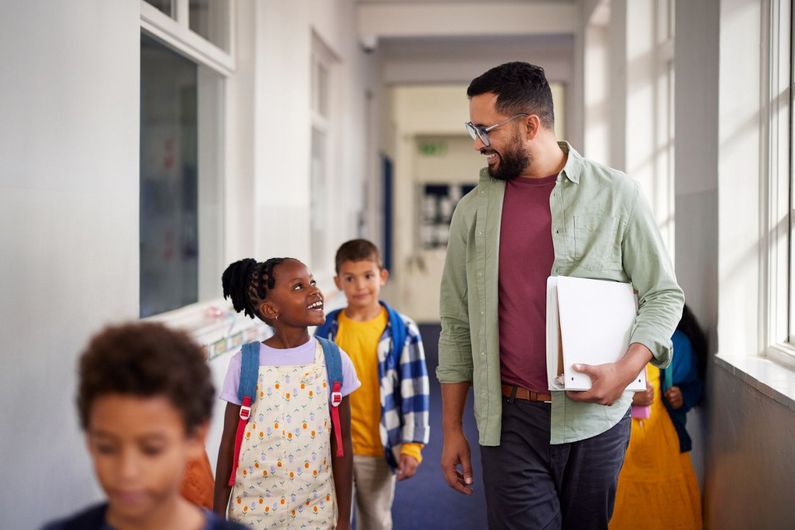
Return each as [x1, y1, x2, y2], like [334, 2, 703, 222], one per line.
[330, 391, 342, 407]
[239, 404, 251, 420]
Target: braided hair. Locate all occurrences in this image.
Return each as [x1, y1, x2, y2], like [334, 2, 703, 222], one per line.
[222, 257, 287, 320]
[676, 304, 708, 382]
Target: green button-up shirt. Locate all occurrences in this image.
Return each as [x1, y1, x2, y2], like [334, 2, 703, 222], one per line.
[437, 142, 684, 445]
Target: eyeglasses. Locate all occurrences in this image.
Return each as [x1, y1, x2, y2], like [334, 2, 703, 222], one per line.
[465, 113, 528, 147]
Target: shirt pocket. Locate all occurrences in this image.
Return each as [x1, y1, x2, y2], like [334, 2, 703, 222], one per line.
[573, 214, 623, 271]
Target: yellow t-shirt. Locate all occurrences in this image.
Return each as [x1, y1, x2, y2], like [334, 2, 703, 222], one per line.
[336, 308, 423, 462]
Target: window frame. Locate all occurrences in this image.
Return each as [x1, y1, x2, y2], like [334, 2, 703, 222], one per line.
[763, 0, 795, 368]
[309, 32, 339, 287]
[139, 0, 264, 353]
[141, 0, 234, 76]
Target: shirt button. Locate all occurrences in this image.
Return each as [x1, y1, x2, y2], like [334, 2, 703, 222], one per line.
[481, 351, 486, 356]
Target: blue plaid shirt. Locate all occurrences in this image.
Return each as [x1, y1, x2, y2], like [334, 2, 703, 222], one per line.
[316, 301, 430, 470]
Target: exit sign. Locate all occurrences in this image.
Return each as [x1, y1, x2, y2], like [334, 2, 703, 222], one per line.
[418, 141, 448, 156]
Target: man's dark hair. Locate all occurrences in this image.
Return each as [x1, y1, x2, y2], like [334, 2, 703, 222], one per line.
[467, 62, 555, 130]
[77, 321, 215, 433]
[335, 239, 383, 274]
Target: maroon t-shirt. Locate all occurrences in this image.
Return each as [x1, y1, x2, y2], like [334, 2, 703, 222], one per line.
[498, 174, 557, 393]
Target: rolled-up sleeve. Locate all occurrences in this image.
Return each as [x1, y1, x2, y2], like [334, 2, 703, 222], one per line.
[622, 185, 684, 368]
[437, 201, 474, 383]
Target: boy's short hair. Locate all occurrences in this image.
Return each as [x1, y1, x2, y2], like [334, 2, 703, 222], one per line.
[335, 239, 383, 273]
[77, 321, 215, 433]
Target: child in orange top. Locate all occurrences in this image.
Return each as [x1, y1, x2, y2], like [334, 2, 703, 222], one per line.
[316, 239, 430, 530]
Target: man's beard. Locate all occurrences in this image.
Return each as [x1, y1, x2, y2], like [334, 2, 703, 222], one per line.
[484, 137, 531, 181]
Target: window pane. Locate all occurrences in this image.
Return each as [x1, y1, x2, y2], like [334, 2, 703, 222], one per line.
[790, 17, 795, 343]
[140, 35, 199, 317]
[145, 0, 173, 17]
[190, 0, 230, 51]
[310, 127, 327, 271]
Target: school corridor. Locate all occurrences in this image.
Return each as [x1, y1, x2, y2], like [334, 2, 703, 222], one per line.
[3, 1, 795, 529]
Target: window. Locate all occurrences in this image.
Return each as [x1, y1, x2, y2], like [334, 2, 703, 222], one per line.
[656, 0, 676, 256]
[189, 0, 231, 51]
[145, 0, 173, 16]
[309, 34, 338, 280]
[763, 0, 794, 365]
[791, 0, 795, 347]
[139, 1, 231, 317]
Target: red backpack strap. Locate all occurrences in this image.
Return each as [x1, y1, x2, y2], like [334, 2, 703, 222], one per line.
[228, 396, 252, 486]
[227, 342, 260, 486]
[330, 381, 343, 457]
[318, 337, 344, 457]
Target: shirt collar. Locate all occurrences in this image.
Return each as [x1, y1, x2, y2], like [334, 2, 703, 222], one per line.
[558, 141, 581, 184]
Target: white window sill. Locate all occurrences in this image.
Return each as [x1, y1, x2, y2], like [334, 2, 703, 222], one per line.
[145, 298, 271, 360]
[144, 287, 346, 360]
[715, 346, 795, 412]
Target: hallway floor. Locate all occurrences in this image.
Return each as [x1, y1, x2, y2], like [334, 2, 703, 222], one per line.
[391, 324, 487, 529]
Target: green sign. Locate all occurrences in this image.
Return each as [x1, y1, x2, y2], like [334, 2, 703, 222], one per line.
[418, 141, 448, 156]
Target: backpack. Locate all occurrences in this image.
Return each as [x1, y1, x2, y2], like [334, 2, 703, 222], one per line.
[227, 337, 344, 486]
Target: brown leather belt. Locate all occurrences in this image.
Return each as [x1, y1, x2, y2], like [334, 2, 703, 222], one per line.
[501, 384, 552, 403]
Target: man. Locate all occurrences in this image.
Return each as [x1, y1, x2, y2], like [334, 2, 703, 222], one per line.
[437, 62, 683, 530]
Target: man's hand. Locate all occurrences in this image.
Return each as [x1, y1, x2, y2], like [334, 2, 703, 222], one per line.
[632, 383, 654, 407]
[396, 454, 419, 481]
[664, 386, 684, 409]
[566, 343, 653, 406]
[440, 428, 473, 495]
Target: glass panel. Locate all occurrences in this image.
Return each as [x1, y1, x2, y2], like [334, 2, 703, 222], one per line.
[790, 7, 795, 343]
[310, 127, 327, 271]
[145, 0, 173, 17]
[140, 35, 199, 317]
[311, 58, 329, 118]
[190, 0, 230, 51]
[317, 61, 329, 118]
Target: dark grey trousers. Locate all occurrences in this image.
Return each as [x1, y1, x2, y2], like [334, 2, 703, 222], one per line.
[480, 399, 631, 530]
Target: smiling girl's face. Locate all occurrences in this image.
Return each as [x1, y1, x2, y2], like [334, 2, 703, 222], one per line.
[259, 259, 325, 328]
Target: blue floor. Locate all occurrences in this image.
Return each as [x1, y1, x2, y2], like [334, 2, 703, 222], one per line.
[391, 324, 487, 530]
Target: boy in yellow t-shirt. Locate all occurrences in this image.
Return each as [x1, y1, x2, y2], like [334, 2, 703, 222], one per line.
[316, 239, 430, 530]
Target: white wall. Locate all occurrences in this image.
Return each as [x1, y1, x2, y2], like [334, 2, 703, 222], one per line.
[254, 0, 378, 286]
[0, 1, 140, 527]
[673, 0, 720, 491]
[0, 1, 377, 527]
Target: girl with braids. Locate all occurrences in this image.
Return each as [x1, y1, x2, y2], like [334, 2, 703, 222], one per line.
[213, 257, 360, 530]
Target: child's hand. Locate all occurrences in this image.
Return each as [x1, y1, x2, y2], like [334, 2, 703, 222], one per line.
[396, 454, 419, 481]
[631, 383, 654, 407]
[664, 386, 684, 409]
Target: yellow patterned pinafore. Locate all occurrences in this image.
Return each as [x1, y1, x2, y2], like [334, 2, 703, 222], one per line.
[228, 342, 337, 529]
